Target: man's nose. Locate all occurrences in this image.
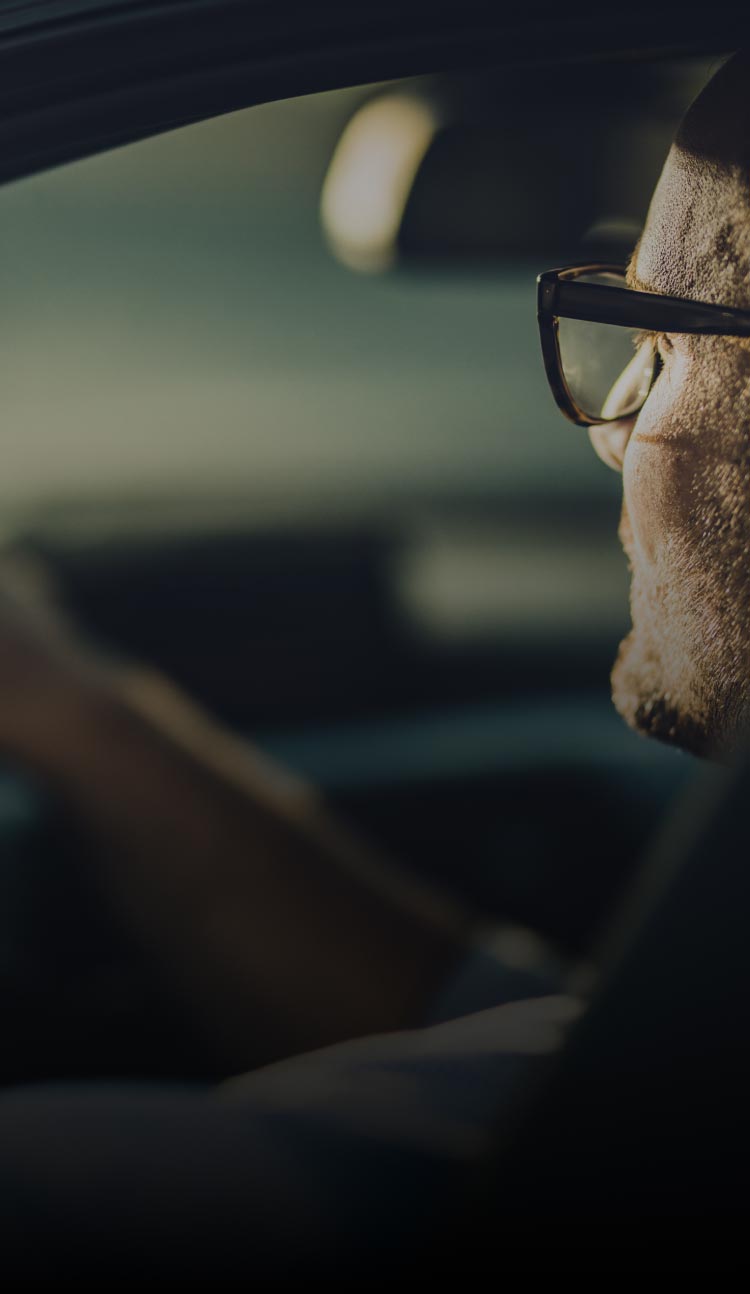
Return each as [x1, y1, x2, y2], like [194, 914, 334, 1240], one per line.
[588, 416, 637, 472]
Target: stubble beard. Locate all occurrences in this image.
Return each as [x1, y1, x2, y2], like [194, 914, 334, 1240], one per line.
[611, 553, 750, 762]
[610, 620, 713, 758]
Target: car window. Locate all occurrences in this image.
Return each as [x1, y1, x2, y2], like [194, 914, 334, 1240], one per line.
[0, 61, 713, 949]
[5, 88, 589, 509]
[0, 64, 710, 640]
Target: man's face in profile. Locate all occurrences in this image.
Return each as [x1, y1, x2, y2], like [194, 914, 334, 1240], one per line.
[589, 52, 750, 759]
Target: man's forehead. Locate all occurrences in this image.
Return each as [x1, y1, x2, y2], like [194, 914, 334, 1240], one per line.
[631, 52, 750, 307]
[632, 143, 750, 306]
[631, 151, 708, 300]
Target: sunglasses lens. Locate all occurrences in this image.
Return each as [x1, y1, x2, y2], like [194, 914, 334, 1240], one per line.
[556, 272, 657, 423]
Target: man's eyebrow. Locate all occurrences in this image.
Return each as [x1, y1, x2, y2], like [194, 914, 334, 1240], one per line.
[627, 270, 655, 294]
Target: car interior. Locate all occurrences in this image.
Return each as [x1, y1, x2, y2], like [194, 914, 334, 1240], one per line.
[1, 0, 750, 1257]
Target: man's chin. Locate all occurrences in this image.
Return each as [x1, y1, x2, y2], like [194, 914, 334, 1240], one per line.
[611, 631, 713, 758]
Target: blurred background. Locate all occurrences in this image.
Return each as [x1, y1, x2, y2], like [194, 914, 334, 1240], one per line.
[0, 53, 721, 1078]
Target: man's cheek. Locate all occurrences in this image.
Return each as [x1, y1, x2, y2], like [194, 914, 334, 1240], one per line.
[622, 436, 692, 571]
[622, 374, 704, 571]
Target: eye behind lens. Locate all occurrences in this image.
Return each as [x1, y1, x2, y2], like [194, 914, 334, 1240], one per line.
[557, 308, 657, 424]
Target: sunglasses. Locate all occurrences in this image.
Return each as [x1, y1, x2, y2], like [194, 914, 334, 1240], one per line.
[537, 263, 750, 427]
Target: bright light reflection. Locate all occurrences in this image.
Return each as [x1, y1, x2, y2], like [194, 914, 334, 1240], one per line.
[320, 94, 438, 273]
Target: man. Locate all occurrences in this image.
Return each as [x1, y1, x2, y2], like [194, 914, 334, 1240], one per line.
[0, 47, 745, 1273]
[588, 51, 750, 759]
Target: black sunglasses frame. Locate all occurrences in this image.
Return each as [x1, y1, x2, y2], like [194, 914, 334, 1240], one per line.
[537, 264, 750, 427]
